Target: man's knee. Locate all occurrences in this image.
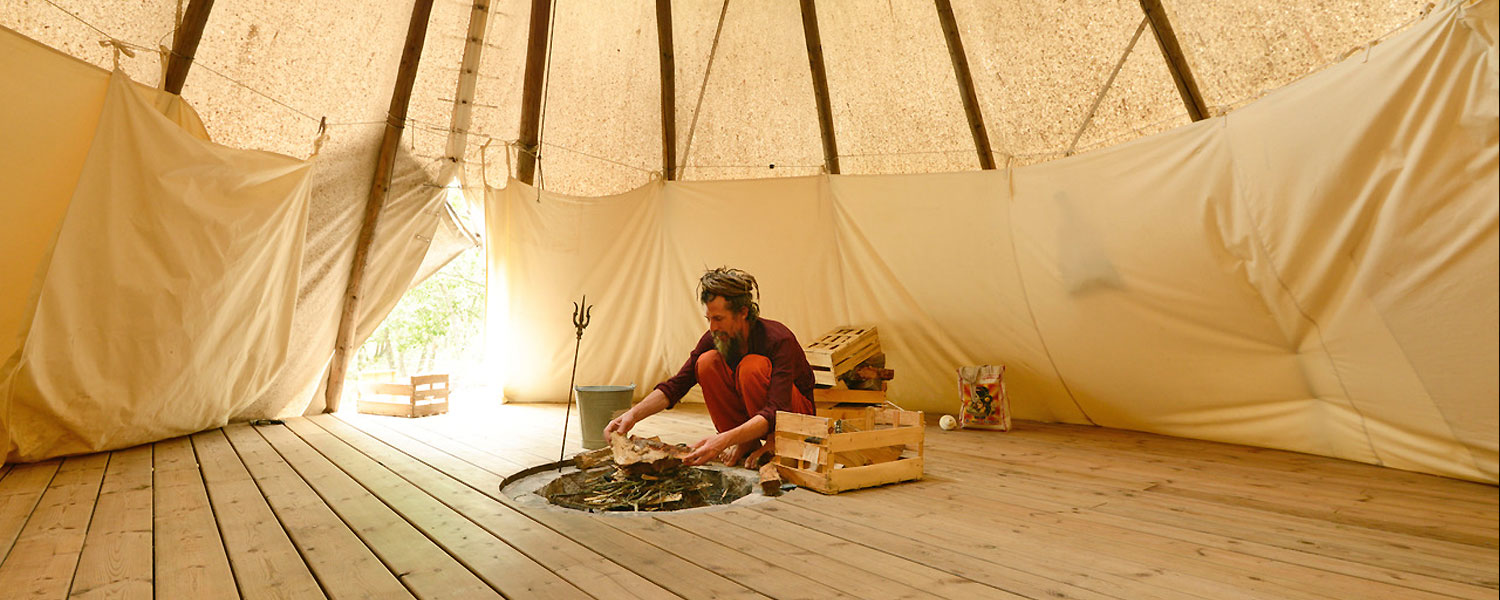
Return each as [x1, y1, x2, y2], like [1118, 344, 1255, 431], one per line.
[696, 349, 724, 376]
[737, 355, 771, 387]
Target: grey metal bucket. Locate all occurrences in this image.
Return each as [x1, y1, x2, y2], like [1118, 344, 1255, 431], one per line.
[576, 384, 635, 450]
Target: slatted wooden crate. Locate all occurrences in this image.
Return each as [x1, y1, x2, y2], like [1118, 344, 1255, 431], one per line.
[814, 387, 890, 422]
[813, 387, 887, 406]
[357, 374, 450, 418]
[804, 325, 880, 387]
[773, 407, 924, 494]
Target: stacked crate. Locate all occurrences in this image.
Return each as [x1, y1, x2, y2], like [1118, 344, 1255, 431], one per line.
[803, 326, 894, 420]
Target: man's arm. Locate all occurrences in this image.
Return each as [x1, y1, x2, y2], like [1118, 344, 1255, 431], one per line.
[682, 414, 768, 466]
[604, 388, 670, 437]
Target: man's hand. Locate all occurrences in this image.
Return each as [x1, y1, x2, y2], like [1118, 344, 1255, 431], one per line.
[604, 411, 638, 437]
[742, 439, 775, 468]
[683, 433, 730, 466]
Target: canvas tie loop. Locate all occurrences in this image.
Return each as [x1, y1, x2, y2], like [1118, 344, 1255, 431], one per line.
[309, 116, 329, 158]
[98, 38, 135, 70]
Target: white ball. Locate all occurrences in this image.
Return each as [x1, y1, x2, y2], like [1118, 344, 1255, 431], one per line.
[939, 414, 958, 431]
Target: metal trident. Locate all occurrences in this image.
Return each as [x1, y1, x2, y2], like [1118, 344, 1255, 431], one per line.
[559, 295, 593, 468]
[572, 296, 592, 340]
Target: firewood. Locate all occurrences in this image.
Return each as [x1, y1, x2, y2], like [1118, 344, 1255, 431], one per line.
[839, 356, 895, 390]
[573, 446, 614, 469]
[609, 433, 692, 475]
[759, 463, 783, 496]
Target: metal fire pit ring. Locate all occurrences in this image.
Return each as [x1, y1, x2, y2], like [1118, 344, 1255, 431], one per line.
[500, 459, 785, 516]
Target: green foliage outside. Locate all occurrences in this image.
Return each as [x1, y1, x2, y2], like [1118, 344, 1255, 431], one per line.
[355, 244, 484, 378]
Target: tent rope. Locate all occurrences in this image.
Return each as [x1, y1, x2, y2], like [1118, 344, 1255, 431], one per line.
[678, 0, 731, 173]
[1066, 16, 1149, 157]
[534, 0, 562, 192]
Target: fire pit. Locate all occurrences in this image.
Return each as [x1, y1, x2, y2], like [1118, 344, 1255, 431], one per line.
[500, 434, 780, 514]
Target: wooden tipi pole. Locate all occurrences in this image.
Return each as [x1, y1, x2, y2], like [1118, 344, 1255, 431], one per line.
[934, 0, 995, 170]
[442, 0, 493, 177]
[324, 0, 437, 413]
[656, 0, 678, 180]
[1139, 0, 1209, 121]
[799, 0, 840, 174]
[163, 0, 215, 94]
[516, 0, 553, 184]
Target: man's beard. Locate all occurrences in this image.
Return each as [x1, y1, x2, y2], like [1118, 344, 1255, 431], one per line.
[713, 332, 744, 362]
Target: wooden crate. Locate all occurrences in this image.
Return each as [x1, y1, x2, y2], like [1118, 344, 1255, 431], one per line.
[813, 387, 887, 406]
[357, 374, 450, 418]
[814, 387, 890, 422]
[804, 325, 880, 387]
[773, 407, 924, 494]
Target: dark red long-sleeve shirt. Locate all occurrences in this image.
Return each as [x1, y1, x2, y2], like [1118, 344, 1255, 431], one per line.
[653, 318, 814, 434]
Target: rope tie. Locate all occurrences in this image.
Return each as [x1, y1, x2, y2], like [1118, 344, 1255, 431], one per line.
[309, 116, 329, 158]
[480, 139, 494, 189]
[156, 44, 170, 89]
[1005, 154, 1015, 197]
[98, 38, 135, 70]
[505, 140, 516, 183]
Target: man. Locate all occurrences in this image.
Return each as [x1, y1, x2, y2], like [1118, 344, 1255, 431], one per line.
[604, 267, 816, 467]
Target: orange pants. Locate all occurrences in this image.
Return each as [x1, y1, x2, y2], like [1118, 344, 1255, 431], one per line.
[696, 350, 813, 435]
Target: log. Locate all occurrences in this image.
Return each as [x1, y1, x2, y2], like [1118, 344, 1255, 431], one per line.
[759, 463, 783, 496]
[609, 433, 691, 475]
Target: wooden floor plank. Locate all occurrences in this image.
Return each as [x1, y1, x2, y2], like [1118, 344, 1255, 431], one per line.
[2, 402, 1493, 600]
[408, 403, 587, 465]
[152, 437, 237, 600]
[221, 423, 413, 600]
[797, 489, 1246, 600]
[281, 417, 587, 599]
[0, 459, 61, 562]
[404, 406, 577, 468]
[192, 429, 324, 600]
[870, 480, 1404, 600]
[750, 500, 1130, 600]
[336, 413, 766, 600]
[663, 509, 948, 600]
[922, 452, 1498, 589]
[917, 457, 1494, 599]
[0, 454, 107, 598]
[921, 443, 1496, 568]
[702, 507, 1024, 600]
[1099, 490, 1497, 583]
[69, 445, 152, 600]
[605, 514, 862, 600]
[1005, 422, 1495, 500]
[348, 412, 534, 475]
[311, 415, 679, 600]
[931, 427, 1498, 538]
[252, 423, 500, 600]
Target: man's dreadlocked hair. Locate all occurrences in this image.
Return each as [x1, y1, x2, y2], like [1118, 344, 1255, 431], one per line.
[698, 267, 759, 321]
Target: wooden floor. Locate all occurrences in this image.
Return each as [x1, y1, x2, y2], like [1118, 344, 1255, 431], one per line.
[0, 401, 1495, 600]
